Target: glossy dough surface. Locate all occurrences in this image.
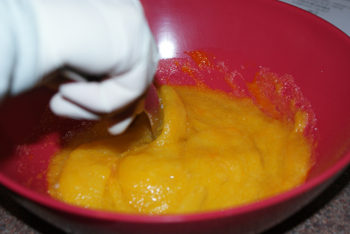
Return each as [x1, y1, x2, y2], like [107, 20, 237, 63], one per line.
[48, 85, 312, 214]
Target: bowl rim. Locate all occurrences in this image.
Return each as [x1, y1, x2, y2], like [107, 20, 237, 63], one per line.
[1, 151, 349, 223]
[1, 0, 350, 224]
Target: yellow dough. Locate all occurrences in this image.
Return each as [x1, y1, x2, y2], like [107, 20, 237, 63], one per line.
[47, 85, 312, 214]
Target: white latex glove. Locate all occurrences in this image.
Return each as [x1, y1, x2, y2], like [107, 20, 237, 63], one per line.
[0, 0, 159, 134]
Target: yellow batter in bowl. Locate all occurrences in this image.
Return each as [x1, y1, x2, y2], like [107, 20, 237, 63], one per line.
[47, 85, 312, 214]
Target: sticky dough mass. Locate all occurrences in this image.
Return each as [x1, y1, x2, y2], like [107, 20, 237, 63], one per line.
[47, 85, 311, 214]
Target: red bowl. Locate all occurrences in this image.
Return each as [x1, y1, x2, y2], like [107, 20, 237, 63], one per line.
[1, 0, 350, 233]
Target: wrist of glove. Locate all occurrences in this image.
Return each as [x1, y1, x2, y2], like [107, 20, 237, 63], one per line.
[32, 0, 159, 134]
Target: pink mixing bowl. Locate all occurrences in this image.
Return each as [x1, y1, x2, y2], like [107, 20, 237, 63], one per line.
[1, 0, 350, 233]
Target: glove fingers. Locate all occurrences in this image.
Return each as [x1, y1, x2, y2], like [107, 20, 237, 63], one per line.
[108, 116, 134, 135]
[50, 93, 99, 120]
[58, 61, 149, 114]
[50, 93, 135, 135]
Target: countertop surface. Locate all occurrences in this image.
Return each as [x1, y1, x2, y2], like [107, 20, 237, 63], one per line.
[0, 166, 349, 234]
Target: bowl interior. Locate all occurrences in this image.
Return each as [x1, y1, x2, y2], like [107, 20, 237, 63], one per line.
[0, 0, 350, 221]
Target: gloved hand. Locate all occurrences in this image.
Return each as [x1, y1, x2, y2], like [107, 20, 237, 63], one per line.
[0, 0, 159, 134]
